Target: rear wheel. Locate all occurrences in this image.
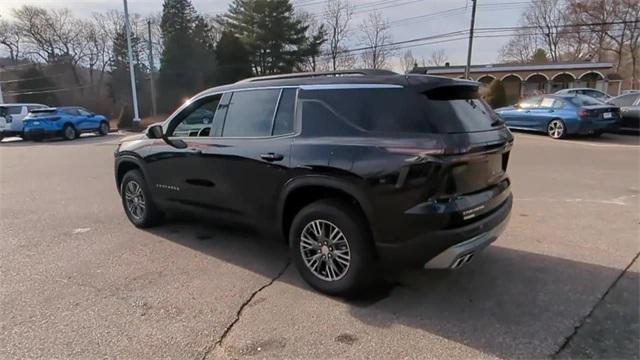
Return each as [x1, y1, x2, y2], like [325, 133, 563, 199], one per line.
[547, 119, 566, 139]
[120, 169, 163, 228]
[98, 121, 109, 136]
[289, 199, 378, 296]
[62, 124, 77, 140]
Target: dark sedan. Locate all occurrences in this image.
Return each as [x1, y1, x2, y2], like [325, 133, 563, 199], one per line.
[607, 92, 640, 133]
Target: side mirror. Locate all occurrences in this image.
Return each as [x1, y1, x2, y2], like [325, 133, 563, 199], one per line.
[147, 124, 187, 149]
[147, 124, 164, 139]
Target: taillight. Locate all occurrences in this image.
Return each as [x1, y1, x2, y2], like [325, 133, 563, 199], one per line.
[578, 109, 589, 120]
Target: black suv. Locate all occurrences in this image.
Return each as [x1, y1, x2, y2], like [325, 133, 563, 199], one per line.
[114, 70, 513, 295]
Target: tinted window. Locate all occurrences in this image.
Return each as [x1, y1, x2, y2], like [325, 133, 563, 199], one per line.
[610, 94, 639, 107]
[299, 88, 432, 135]
[583, 89, 606, 99]
[272, 89, 296, 135]
[223, 89, 279, 137]
[7, 106, 22, 115]
[170, 95, 222, 137]
[300, 87, 499, 135]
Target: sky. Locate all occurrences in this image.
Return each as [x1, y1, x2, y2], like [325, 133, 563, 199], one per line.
[0, 0, 530, 68]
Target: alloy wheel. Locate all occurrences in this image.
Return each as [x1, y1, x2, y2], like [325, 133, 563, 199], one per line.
[299, 219, 351, 281]
[548, 120, 564, 139]
[64, 126, 75, 140]
[124, 180, 146, 220]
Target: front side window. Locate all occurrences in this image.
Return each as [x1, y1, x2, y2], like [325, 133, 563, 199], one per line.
[222, 89, 280, 137]
[77, 108, 92, 116]
[170, 94, 222, 137]
[519, 97, 541, 108]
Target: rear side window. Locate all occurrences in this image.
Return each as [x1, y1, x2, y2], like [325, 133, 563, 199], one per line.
[7, 106, 22, 115]
[519, 97, 541, 108]
[272, 89, 296, 135]
[569, 95, 602, 106]
[300, 87, 500, 135]
[299, 88, 432, 135]
[223, 89, 280, 137]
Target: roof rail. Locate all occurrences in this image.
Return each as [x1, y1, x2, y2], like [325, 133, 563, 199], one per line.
[236, 69, 397, 83]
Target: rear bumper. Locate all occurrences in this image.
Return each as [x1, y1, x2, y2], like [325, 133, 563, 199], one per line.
[376, 193, 513, 268]
[574, 119, 619, 134]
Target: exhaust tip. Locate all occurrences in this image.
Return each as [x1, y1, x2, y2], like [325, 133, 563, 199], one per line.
[451, 253, 474, 269]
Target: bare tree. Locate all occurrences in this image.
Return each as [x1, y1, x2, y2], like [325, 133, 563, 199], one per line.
[623, 0, 640, 88]
[399, 49, 416, 73]
[323, 0, 353, 71]
[524, 0, 565, 62]
[499, 28, 541, 63]
[427, 49, 448, 66]
[0, 18, 22, 64]
[359, 11, 394, 69]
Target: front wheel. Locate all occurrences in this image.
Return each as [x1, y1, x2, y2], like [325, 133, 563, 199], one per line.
[289, 199, 378, 296]
[547, 119, 566, 139]
[120, 169, 163, 228]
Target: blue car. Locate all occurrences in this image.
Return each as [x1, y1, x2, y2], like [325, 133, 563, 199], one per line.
[23, 107, 110, 141]
[495, 94, 620, 139]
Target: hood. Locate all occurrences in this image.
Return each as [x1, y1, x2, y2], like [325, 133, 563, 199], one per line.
[119, 133, 147, 144]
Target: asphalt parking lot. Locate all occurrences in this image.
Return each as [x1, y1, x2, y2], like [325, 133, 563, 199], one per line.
[1, 132, 638, 359]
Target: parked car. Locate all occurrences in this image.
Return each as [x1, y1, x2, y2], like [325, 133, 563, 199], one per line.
[0, 103, 47, 140]
[495, 94, 620, 138]
[22, 106, 109, 141]
[114, 70, 513, 295]
[607, 92, 640, 133]
[555, 87, 611, 101]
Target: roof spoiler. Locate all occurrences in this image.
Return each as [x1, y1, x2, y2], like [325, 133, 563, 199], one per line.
[405, 75, 480, 97]
[236, 69, 398, 83]
[30, 107, 57, 113]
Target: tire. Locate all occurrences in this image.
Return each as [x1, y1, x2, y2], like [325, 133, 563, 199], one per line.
[120, 169, 163, 228]
[591, 131, 603, 137]
[98, 121, 109, 136]
[62, 124, 77, 140]
[547, 119, 567, 139]
[289, 199, 378, 296]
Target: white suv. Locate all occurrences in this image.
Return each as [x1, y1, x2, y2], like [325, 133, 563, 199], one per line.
[0, 103, 48, 140]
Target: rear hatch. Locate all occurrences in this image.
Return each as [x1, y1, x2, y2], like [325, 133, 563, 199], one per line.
[405, 76, 513, 224]
[24, 108, 60, 126]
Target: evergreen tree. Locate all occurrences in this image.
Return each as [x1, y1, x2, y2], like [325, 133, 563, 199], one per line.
[215, 31, 253, 84]
[485, 79, 507, 109]
[158, 0, 216, 111]
[15, 66, 58, 105]
[224, 0, 311, 75]
[532, 48, 549, 64]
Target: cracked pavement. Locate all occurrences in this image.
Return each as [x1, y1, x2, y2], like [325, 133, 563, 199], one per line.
[1, 132, 639, 359]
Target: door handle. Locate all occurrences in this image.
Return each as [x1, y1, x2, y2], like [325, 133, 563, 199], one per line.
[260, 153, 284, 162]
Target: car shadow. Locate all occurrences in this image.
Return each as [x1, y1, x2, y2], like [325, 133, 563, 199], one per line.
[0, 133, 122, 147]
[143, 218, 639, 359]
[511, 129, 639, 146]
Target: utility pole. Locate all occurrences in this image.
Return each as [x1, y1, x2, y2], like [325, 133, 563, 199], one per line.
[0, 80, 4, 103]
[464, 0, 477, 80]
[123, 0, 141, 127]
[147, 19, 157, 116]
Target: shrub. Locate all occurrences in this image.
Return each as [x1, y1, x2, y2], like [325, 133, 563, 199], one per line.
[485, 79, 507, 109]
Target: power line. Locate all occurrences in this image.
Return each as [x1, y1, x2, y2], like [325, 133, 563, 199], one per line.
[6, 84, 100, 96]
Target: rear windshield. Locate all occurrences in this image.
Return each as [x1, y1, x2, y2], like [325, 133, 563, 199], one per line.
[298, 87, 500, 135]
[568, 95, 603, 106]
